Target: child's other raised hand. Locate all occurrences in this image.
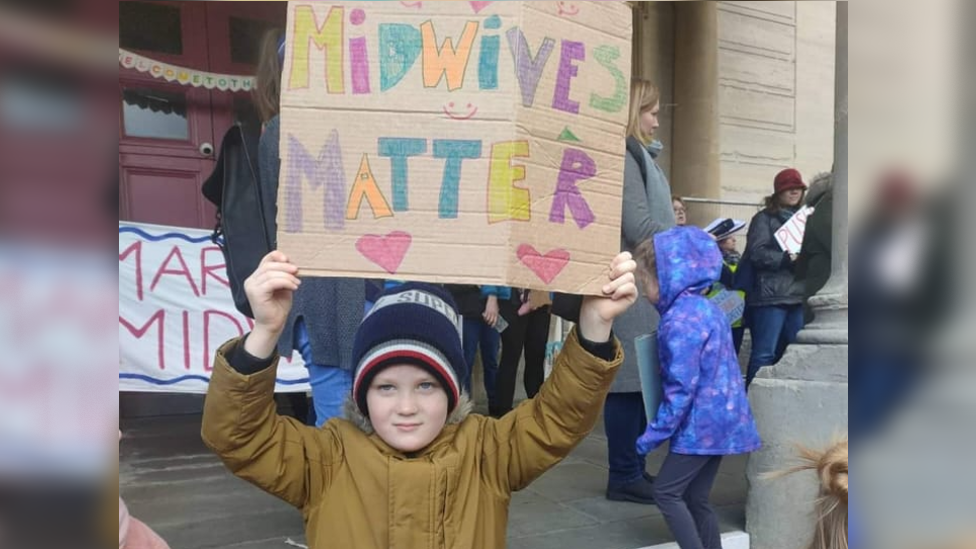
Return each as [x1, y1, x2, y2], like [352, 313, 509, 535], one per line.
[579, 252, 638, 343]
[243, 251, 300, 358]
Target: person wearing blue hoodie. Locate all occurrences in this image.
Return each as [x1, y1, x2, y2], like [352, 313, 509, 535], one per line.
[634, 227, 762, 549]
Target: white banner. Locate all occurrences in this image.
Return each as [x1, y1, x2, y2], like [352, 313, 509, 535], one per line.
[119, 48, 255, 91]
[119, 223, 308, 393]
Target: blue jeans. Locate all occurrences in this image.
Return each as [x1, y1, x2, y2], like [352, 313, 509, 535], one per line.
[461, 317, 500, 404]
[307, 365, 352, 427]
[295, 319, 353, 427]
[746, 304, 805, 387]
[604, 392, 648, 487]
[850, 354, 918, 438]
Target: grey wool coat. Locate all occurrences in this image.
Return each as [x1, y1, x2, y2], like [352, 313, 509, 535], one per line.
[610, 138, 676, 393]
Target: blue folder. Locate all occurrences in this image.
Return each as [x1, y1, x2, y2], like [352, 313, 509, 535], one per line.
[635, 333, 663, 425]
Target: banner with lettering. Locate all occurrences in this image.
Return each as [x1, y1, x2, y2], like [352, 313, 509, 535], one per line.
[119, 223, 308, 394]
[279, 1, 633, 294]
[119, 48, 255, 91]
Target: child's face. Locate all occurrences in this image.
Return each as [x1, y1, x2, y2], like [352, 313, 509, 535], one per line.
[366, 364, 449, 453]
[719, 237, 737, 253]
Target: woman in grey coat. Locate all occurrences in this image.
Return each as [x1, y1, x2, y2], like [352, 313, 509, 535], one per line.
[604, 80, 677, 504]
[254, 30, 365, 427]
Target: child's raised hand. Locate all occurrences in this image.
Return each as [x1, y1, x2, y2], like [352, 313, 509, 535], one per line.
[579, 252, 638, 342]
[243, 251, 300, 358]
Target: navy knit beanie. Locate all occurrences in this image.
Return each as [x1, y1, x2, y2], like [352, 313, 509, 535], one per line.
[352, 283, 466, 416]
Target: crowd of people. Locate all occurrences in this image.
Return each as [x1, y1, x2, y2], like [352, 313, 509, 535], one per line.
[118, 29, 845, 549]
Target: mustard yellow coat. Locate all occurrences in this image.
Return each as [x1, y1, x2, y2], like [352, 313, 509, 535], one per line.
[202, 328, 622, 549]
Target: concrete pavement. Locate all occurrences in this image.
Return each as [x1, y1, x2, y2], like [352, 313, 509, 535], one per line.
[120, 410, 748, 549]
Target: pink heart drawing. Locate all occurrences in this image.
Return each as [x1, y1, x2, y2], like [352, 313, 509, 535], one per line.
[469, 1, 494, 14]
[517, 245, 570, 284]
[356, 231, 413, 274]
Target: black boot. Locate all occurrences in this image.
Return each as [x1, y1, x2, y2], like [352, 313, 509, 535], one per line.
[606, 477, 657, 505]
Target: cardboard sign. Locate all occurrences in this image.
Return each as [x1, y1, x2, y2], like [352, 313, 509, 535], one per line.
[119, 223, 309, 394]
[774, 206, 815, 254]
[279, 1, 632, 294]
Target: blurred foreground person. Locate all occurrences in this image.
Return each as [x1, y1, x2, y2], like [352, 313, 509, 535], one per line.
[850, 170, 951, 437]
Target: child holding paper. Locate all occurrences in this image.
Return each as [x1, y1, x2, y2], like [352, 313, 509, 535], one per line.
[201, 250, 637, 549]
[634, 227, 761, 549]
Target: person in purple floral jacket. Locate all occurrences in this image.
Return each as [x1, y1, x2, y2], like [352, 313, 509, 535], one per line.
[634, 227, 762, 549]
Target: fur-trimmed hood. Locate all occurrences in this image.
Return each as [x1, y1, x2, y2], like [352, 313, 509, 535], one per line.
[342, 393, 474, 437]
[806, 172, 834, 207]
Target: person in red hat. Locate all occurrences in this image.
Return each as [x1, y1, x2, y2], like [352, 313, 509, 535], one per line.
[740, 168, 809, 387]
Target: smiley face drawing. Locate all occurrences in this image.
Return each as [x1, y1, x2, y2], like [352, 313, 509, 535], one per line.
[443, 102, 479, 120]
[557, 1, 580, 17]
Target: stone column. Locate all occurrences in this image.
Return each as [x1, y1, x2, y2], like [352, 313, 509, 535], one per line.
[802, 0, 848, 345]
[671, 2, 721, 224]
[745, 4, 848, 549]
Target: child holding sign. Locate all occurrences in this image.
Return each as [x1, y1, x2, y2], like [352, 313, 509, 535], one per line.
[201, 251, 637, 549]
[634, 227, 761, 549]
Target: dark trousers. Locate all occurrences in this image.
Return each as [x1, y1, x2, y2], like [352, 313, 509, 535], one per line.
[494, 304, 551, 415]
[850, 354, 919, 438]
[277, 393, 310, 425]
[461, 317, 500, 404]
[732, 326, 745, 357]
[604, 392, 648, 486]
[653, 453, 723, 549]
[746, 304, 805, 387]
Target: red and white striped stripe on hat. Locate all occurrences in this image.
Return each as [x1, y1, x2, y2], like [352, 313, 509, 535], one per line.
[353, 339, 460, 407]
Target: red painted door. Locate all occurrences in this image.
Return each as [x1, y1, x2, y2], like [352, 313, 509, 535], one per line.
[205, 1, 288, 142]
[118, 1, 286, 418]
[119, 1, 286, 231]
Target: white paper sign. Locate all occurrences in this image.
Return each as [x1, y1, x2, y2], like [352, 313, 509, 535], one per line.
[774, 206, 815, 254]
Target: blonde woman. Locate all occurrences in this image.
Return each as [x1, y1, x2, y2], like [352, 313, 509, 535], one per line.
[603, 79, 678, 504]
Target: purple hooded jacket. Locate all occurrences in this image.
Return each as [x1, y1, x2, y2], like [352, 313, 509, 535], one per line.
[637, 228, 762, 456]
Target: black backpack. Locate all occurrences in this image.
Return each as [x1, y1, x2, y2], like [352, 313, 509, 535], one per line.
[201, 124, 272, 319]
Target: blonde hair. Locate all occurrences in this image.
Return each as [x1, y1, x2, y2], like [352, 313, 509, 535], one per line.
[770, 439, 849, 549]
[254, 28, 284, 123]
[627, 79, 661, 145]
